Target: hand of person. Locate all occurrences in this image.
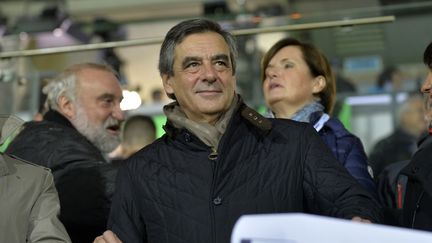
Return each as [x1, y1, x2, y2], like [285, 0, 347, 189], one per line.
[351, 216, 372, 223]
[93, 230, 122, 243]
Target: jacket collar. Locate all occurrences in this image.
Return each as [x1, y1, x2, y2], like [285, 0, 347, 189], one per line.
[417, 133, 432, 149]
[163, 96, 272, 138]
[0, 114, 24, 145]
[43, 109, 75, 129]
[0, 115, 25, 176]
[163, 95, 240, 150]
[240, 104, 272, 133]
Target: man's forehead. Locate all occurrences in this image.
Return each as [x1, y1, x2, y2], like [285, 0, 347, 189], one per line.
[76, 71, 121, 96]
[174, 33, 230, 59]
[178, 32, 228, 48]
[78, 68, 115, 79]
[77, 69, 118, 84]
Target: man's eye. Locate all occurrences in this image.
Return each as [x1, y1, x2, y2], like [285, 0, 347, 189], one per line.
[215, 61, 227, 66]
[184, 62, 200, 72]
[103, 99, 114, 105]
[186, 62, 199, 68]
[284, 63, 293, 69]
[215, 61, 229, 71]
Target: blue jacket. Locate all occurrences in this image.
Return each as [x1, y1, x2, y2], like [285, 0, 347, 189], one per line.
[310, 111, 377, 194]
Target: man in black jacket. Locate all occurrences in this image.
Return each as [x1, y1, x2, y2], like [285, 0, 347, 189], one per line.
[94, 19, 381, 243]
[7, 63, 125, 243]
[401, 40, 432, 230]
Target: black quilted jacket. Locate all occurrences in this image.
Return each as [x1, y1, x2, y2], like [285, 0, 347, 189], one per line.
[7, 110, 118, 243]
[401, 135, 432, 230]
[108, 104, 382, 243]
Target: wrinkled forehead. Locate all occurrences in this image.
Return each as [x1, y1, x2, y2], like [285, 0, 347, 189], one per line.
[76, 68, 118, 85]
[174, 32, 230, 60]
[76, 69, 122, 95]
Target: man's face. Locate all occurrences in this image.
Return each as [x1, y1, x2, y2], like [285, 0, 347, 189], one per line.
[71, 68, 125, 153]
[421, 69, 432, 126]
[162, 32, 236, 124]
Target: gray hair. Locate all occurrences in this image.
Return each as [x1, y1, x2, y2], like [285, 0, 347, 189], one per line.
[43, 63, 118, 110]
[158, 18, 238, 99]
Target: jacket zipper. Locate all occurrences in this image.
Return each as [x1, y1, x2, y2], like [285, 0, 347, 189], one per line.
[208, 147, 218, 243]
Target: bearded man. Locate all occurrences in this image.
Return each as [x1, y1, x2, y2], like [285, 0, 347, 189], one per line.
[7, 63, 125, 243]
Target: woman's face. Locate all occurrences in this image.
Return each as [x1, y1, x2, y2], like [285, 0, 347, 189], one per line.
[263, 45, 322, 113]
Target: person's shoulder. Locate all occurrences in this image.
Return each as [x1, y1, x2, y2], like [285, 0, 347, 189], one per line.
[408, 136, 432, 164]
[383, 160, 410, 176]
[10, 120, 100, 159]
[120, 135, 174, 173]
[271, 117, 310, 130]
[3, 153, 51, 176]
[323, 117, 362, 140]
[269, 118, 316, 140]
[23, 120, 72, 133]
[127, 136, 165, 160]
[17, 120, 76, 142]
[323, 117, 348, 133]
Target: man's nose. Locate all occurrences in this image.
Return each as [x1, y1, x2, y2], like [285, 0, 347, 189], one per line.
[201, 63, 217, 82]
[113, 103, 125, 121]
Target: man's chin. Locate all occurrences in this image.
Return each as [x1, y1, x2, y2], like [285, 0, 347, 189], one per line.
[100, 143, 120, 154]
[93, 135, 121, 154]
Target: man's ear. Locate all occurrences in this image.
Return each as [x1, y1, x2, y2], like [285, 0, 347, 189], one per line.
[58, 95, 75, 119]
[161, 74, 175, 99]
[312, 75, 326, 94]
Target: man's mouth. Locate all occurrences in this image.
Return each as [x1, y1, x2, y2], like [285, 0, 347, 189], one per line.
[197, 89, 221, 93]
[196, 90, 222, 96]
[106, 124, 120, 134]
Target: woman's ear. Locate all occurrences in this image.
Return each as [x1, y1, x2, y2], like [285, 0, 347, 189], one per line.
[312, 75, 326, 94]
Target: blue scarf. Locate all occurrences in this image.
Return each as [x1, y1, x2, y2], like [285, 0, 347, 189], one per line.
[291, 101, 324, 123]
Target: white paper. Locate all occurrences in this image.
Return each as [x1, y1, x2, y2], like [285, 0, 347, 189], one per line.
[231, 213, 432, 243]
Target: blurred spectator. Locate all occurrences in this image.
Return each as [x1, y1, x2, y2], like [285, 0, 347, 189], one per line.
[150, 87, 171, 105]
[331, 58, 357, 94]
[371, 66, 404, 93]
[1, 114, 71, 243]
[110, 115, 156, 160]
[369, 94, 427, 178]
[6, 63, 124, 243]
[151, 88, 164, 103]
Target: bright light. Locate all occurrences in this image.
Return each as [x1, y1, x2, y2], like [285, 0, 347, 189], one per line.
[53, 28, 64, 37]
[120, 90, 142, 110]
[19, 32, 28, 40]
[346, 92, 408, 106]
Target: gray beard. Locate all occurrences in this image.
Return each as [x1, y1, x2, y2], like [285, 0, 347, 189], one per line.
[71, 106, 121, 154]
